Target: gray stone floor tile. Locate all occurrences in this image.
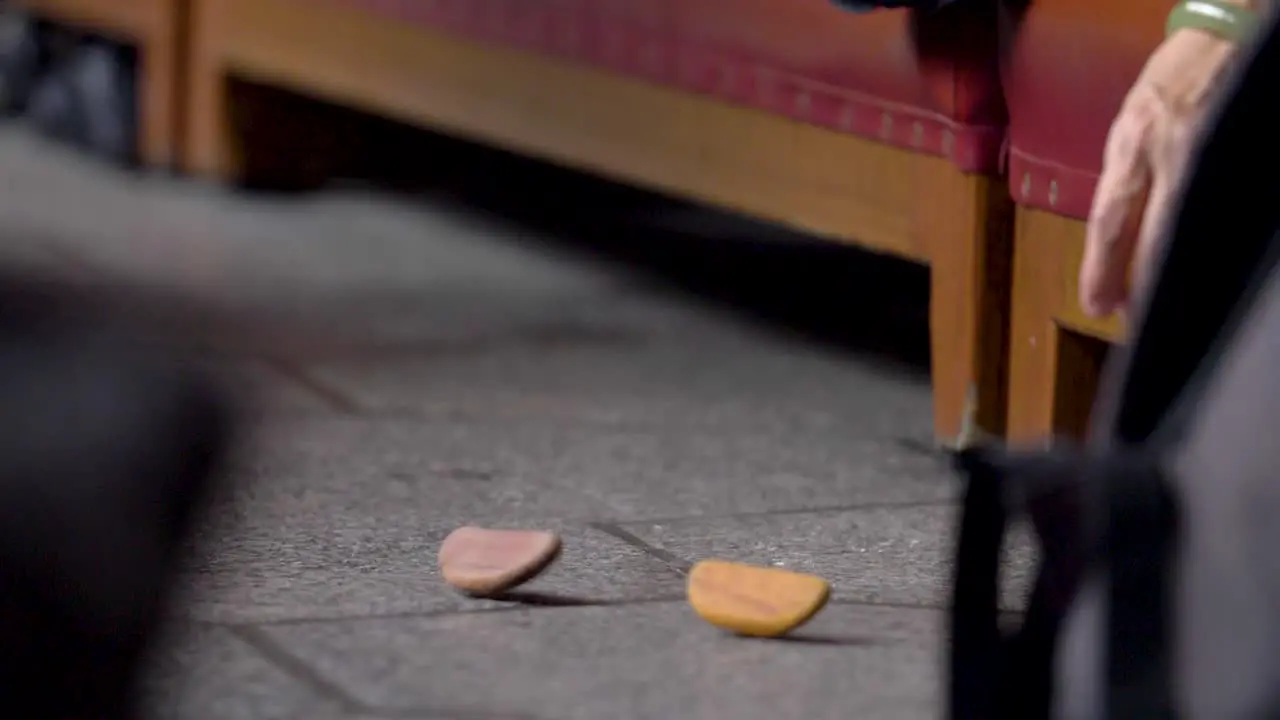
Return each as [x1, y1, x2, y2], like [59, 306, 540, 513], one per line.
[143, 624, 341, 720]
[179, 522, 683, 624]
[254, 276, 687, 355]
[262, 602, 941, 720]
[522, 424, 956, 518]
[283, 272, 932, 442]
[232, 415, 953, 525]
[621, 506, 1033, 609]
[311, 340, 932, 439]
[223, 418, 616, 527]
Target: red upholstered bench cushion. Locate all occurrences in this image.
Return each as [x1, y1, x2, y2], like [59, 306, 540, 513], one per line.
[670, 0, 1005, 171]
[1002, 0, 1175, 219]
[327, 0, 1006, 173]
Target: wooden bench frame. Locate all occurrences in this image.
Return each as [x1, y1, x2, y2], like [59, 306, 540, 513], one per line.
[180, 0, 1016, 446]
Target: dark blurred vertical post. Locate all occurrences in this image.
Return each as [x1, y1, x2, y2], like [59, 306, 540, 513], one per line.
[0, 277, 237, 719]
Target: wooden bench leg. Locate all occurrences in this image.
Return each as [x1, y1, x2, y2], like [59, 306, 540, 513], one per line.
[1006, 207, 1112, 445]
[182, 0, 360, 187]
[182, 0, 238, 179]
[919, 162, 1013, 448]
[137, 0, 178, 169]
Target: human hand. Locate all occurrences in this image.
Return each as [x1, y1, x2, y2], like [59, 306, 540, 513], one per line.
[1078, 27, 1239, 318]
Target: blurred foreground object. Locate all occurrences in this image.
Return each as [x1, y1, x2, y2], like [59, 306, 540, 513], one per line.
[0, 8, 48, 115]
[0, 272, 237, 719]
[27, 33, 135, 165]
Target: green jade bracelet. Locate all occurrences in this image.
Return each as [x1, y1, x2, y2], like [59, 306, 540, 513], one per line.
[1167, 0, 1262, 42]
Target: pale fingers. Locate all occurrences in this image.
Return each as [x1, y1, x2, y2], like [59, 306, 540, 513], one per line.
[1129, 114, 1204, 309]
[1080, 103, 1156, 318]
[1130, 177, 1176, 312]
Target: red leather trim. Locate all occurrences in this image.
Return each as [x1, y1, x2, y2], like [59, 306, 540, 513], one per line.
[1002, 0, 1176, 218]
[1007, 147, 1097, 220]
[327, 0, 1004, 172]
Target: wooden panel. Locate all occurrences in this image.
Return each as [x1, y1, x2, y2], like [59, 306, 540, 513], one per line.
[1020, 208, 1125, 341]
[198, 0, 928, 261]
[15, 0, 170, 40]
[1007, 207, 1123, 443]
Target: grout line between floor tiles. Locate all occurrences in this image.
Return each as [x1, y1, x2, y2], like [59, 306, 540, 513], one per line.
[260, 356, 366, 414]
[359, 706, 551, 720]
[212, 594, 947, 636]
[579, 497, 959, 529]
[828, 597, 943, 612]
[892, 435, 959, 463]
[585, 524, 961, 615]
[229, 624, 366, 713]
[219, 594, 689, 629]
[588, 522, 693, 575]
[8, 239, 369, 420]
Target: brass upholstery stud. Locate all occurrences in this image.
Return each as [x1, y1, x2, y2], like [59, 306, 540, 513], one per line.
[718, 64, 736, 94]
[839, 105, 855, 131]
[795, 91, 811, 118]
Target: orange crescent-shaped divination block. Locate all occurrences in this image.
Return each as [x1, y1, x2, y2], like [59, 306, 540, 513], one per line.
[687, 559, 831, 638]
[438, 526, 562, 598]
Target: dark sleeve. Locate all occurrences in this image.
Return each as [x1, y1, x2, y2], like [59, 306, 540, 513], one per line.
[831, 0, 957, 12]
